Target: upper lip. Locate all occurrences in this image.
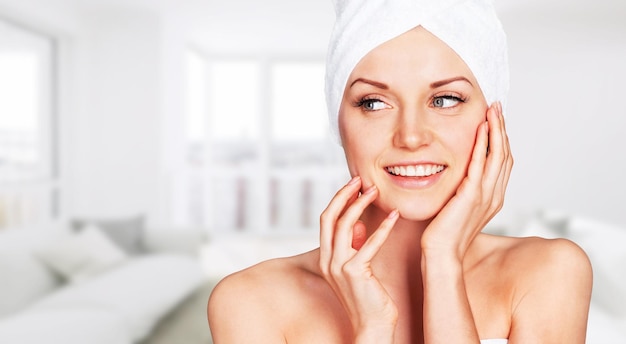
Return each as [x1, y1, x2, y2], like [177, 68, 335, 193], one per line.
[384, 162, 447, 177]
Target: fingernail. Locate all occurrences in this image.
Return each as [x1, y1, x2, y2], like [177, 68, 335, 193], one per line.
[363, 185, 377, 194]
[387, 209, 399, 219]
[348, 176, 360, 185]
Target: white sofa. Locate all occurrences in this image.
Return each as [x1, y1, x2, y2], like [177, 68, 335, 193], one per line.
[0, 223, 207, 344]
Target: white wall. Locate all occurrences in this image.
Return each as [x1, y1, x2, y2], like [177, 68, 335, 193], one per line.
[499, 8, 626, 226]
[68, 10, 163, 222]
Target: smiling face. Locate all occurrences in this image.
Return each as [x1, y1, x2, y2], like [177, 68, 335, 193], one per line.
[339, 26, 488, 221]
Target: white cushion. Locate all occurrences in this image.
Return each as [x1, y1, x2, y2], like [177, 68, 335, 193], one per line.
[0, 229, 61, 317]
[199, 234, 318, 278]
[34, 225, 128, 282]
[28, 254, 204, 341]
[72, 215, 145, 254]
[513, 209, 568, 239]
[0, 252, 60, 318]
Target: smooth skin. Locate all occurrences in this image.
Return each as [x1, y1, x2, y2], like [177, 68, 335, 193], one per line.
[208, 27, 592, 344]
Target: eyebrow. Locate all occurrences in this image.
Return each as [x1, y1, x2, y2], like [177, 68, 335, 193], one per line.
[350, 76, 472, 90]
[430, 76, 473, 89]
[350, 78, 389, 90]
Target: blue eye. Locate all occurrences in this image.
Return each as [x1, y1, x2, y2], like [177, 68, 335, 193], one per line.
[433, 95, 464, 108]
[357, 98, 388, 111]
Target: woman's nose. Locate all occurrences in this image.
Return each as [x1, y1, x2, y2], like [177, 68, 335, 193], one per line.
[392, 108, 433, 150]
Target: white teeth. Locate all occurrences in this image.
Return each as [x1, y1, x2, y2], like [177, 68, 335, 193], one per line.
[406, 165, 416, 176]
[416, 165, 425, 176]
[386, 164, 445, 177]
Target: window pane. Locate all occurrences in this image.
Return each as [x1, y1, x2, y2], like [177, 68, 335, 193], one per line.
[185, 50, 207, 145]
[0, 20, 54, 183]
[0, 19, 56, 229]
[271, 62, 327, 141]
[184, 50, 207, 167]
[0, 53, 39, 163]
[208, 61, 260, 141]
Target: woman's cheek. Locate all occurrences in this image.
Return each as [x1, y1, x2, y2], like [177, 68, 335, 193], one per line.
[458, 123, 482, 171]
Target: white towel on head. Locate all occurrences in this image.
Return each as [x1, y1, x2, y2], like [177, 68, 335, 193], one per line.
[325, 0, 509, 142]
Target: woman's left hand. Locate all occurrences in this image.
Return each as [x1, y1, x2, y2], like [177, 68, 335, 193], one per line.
[421, 102, 513, 261]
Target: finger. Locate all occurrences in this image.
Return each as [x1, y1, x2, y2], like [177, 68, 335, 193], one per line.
[351, 220, 367, 250]
[501, 105, 514, 188]
[483, 102, 506, 190]
[320, 177, 361, 271]
[493, 103, 512, 186]
[333, 186, 378, 261]
[492, 111, 514, 206]
[466, 117, 489, 184]
[497, 102, 510, 165]
[488, 104, 514, 215]
[352, 209, 399, 263]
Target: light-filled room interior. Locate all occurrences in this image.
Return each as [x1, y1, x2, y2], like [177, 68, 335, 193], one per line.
[0, 0, 625, 342]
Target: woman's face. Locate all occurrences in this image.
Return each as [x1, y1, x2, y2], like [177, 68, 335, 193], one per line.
[339, 26, 488, 221]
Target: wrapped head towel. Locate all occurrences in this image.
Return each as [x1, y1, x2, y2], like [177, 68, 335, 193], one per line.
[325, 0, 509, 141]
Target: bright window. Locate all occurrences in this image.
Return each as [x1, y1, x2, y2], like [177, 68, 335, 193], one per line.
[0, 19, 56, 229]
[0, 21, 54, 183]
[271, 62, 328, 142]
[208, 60, 261, 141]
[185, 50, 207, 146]
[180, 55, 345, 231]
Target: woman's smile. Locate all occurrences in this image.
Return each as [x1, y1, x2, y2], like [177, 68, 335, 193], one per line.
[384, 162, 447, 189]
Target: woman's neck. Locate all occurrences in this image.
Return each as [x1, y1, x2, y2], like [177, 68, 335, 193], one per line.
[361, 205, 429, 283]
[361, 205, 429, 340]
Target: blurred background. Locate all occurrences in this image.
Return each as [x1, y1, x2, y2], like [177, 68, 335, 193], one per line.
[0, 0, 625, 343]
[1, 0, 625, 233]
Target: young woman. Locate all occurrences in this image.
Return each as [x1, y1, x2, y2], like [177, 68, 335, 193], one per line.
[208, 1, 592, 343]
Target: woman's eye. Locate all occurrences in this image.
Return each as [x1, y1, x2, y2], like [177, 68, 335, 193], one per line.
[359, 99, 388, 111]
[432, 96, 463, 108]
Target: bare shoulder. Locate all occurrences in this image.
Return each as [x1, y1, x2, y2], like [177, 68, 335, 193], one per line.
[478, 234, 592, 294]
[478, 234, 593, 342]
[501, 235, 592, 284]
[207, 249, 329, 343]
[474, 233, 590, 276]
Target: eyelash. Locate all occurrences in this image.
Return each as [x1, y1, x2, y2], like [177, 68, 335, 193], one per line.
[432, 94, 467, 107]
[353, 96, 386, 110]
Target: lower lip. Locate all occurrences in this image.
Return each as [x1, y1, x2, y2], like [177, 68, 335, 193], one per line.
[386, 168, 446, 189]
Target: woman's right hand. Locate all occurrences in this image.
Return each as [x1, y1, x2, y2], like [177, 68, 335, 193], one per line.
[319, 176, 400, 343]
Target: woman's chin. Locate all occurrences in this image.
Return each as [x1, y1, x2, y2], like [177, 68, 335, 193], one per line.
[397, 209, 438, 222]
[374, 199, 441, 222]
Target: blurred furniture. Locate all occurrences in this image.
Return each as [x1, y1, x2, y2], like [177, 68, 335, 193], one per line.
[0, 221, 207, 344]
